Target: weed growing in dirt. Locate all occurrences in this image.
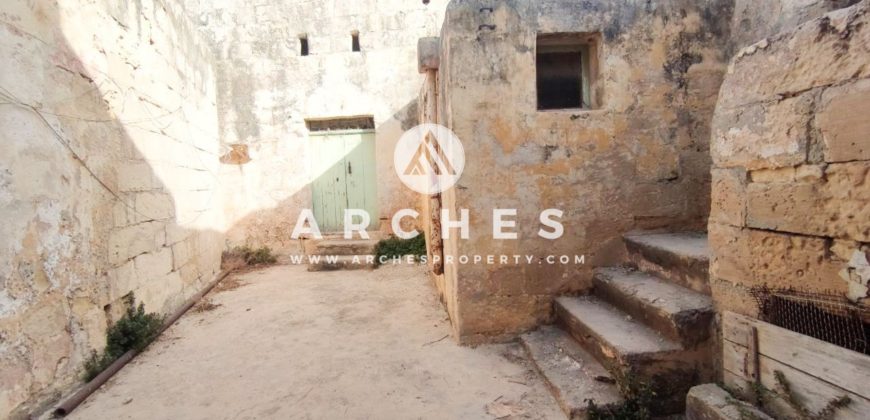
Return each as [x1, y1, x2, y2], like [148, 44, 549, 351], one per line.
[585, 369, 655, 420]
[83, 295, 164, 381]
[223, 245, 278, 267]
[374, 233, 426, 263]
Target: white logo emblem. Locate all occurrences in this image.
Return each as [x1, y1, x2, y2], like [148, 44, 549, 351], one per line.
[394, 124, 465, 194]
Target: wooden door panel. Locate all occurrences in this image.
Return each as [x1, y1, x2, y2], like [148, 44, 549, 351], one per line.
[311, 131, 376, 233]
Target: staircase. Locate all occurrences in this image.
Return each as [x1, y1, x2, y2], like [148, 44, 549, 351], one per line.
[522, 231, 715, 418]
[303, 236, 379, 271]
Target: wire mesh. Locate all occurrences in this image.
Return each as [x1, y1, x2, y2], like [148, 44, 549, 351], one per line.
[751, 287, 870, 355]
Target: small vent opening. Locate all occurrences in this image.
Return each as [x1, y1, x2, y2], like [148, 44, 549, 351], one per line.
[300, 35, 309, 56]
[352, 31, 361, 52]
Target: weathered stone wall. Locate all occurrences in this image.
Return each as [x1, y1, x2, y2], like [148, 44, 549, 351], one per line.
[709, 1, 870, 317]
[183, 0, 449, 250]
[730, 0, 862, 51]
[0, 0, 222, 416]
[436, 0, 734, 342]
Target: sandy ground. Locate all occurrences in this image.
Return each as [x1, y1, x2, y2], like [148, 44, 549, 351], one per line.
[68, 264, 563, 419]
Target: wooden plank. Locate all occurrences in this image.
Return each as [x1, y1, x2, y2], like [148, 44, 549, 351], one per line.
[724, 340, 870, 419]
[723, 311, 870, 397]
[311, 134, 348, 232]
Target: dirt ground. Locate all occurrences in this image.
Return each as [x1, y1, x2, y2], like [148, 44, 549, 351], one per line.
[68, 264, 563, 419]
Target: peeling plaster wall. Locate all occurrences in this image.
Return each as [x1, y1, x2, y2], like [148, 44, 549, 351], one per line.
[710, 1, 870, 316]
[182, 0, 449, 251]
[0, 0, 222, 416]
[436, 0, 735, 342]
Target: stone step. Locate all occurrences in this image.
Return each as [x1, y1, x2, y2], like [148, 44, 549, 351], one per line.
[624, 231, 711, 295]
[311, 239, 379, 256]
[593, 266, 715, 347]
[555, 296, 708, 414]
[686, 384, 773, 420]
[521, 326, 623, 419]
[307, 255, 376, 271]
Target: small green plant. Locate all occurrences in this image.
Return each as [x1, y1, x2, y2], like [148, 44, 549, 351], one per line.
[226, 245, 278, 266]
[83, 295, 164, 381]
[374, 233, 426, 263]
[586, 369, 655, 420]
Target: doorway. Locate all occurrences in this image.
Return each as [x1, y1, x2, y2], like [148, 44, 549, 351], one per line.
[310, 128, 378, 233]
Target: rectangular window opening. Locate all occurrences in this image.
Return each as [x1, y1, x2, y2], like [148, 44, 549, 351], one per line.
[536, 33, 600, 111]
[352, 32, 361, 52]
[300, 36, 309, 56]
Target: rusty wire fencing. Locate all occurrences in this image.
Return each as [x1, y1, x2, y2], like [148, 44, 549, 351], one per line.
[751, 286, 870, 355]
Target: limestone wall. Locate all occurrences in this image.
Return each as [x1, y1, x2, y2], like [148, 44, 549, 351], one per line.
[709, 1, 870, 316]
[436, 0, 734, 341]
[0, 0, 222, 416]
[183, 0, 449, 250]
[730, 0, 862, 51]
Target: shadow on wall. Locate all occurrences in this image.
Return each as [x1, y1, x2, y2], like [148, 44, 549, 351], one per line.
[1, 2, 218, 417]
[0, 3, 424, 416]
[222, 100, 422, 253]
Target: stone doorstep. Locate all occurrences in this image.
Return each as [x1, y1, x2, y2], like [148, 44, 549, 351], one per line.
[521, 326, 623, 419]
[307, 255, 377, 272]
[311, 238, 380, 256]
[624, 231, 712, 295]
[555, 295, 699, 414]
[686, 384, 774, 420]
[593, 266, 715, 347]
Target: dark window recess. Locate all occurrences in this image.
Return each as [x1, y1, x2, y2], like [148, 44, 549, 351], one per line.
[300, 37, 309, 56]
[352, 34, 361, 52]
[306, 116, 375, 132]
[536, 51, 583, 110]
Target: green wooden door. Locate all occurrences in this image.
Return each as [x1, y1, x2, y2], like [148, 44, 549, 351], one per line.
[311, 131, 377, 232]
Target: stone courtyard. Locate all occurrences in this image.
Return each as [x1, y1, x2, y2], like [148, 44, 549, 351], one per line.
[1, 0, 868, 418]
[67, 265, 563, 419]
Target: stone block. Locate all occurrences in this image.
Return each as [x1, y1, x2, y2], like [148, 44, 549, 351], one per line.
[718, 3, 870, 109]
[710, 168, 746, 226]
[171, 239, 193, 270]
[133, 247, 174, 282]
[749, 167, 795, 183]
[686, 383, 773, 420]
[746, 229, 846, 293]
[817, 68, 870, 162]
[108, 221, 166, 265]
[108, 259, 138, 302]
[134, 191, 175, 222]
[712, 95, 812, 170]
[458, 294, 551, 339]
[709, 277, 759, 318]
[708, 223, 751, 285]
[134, 269, 185, 315]
[165, 223, 191, 245]
[117, 161, 156, 192]
[746, 171, 870, 241]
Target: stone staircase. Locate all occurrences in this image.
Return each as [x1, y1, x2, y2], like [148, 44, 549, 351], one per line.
[303, 236, 379, 271]
[522, 231, 715, 418]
